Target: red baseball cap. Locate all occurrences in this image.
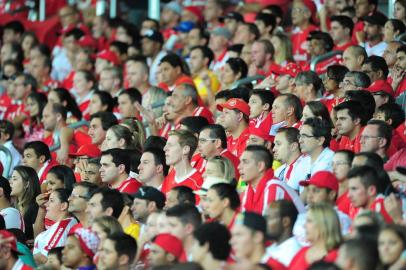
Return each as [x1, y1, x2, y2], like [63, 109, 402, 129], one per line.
[217, 98, 250, 117]
[0, 230, 19, 253]
[184, 6, 204, 23]
[367, 79, 394, 97]
[249, 126, 272, 142]
[96, 50, 120, 66]
[70, 144, 101, 158]
[299, 171, 338, 192]
[279, 63, 302, 78]
[153, 233, 184, 259]
[78, 35, 96, 50]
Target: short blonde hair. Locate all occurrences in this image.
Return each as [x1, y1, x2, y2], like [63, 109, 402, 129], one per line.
[93, 216, 123, 235]
[308, 203, 342, 250]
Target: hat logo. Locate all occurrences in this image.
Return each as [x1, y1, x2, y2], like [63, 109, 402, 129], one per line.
[230, 100, 236, 106]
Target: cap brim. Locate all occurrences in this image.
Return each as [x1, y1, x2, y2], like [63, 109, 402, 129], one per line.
[194, 189, 208, 196]
[299, 180, 310, 187]
[396, 166, 406, 176]
[216, 103, 226, 112]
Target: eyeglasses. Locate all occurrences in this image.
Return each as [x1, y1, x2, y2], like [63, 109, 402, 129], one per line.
[297, 133, 317, 139]
[360, 135, 381, 140]
[198, 138, 217, 143]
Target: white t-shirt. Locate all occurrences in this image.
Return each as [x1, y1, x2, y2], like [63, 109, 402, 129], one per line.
[295, 148, 334, 181]
[0, 141, 22, 175]
[0, 207, 24, 231]
[293, 207, 352, 246]
[33, 217, 77, 256]
[262, 237, 302, 266]
[364, 41, 387, 57]
[274, 155, 308, 192]
[147, 51, 167, 86]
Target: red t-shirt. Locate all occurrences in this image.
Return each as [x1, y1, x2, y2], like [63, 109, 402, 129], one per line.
[265, 257, 287, 270]
[227, 127, 250, 157]
[289, 247, 338, 270]
[161, 168, 203, 195]
[394, 77, 406, 97]
[336, 191, 351, 215]
[291, 24, 319, 67]
[191, 153, 207, 174]
[333, 40, 357, 52]
[193, 106, 214, 124]
[337, 127, 364, 153]
[112, 177, 142, 194]
[349, 195, 393, 223]
[384, 148, 406, 171]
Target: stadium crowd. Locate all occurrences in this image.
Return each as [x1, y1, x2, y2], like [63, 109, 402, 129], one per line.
[0, 0, 406, 269]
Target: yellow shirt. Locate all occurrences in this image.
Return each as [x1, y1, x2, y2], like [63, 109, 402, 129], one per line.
[124, 222, 140, 240]
[193, 70, 220, 104]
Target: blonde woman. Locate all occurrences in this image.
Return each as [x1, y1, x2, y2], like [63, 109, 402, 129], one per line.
[289, 203, 342, 270]
[202, 156, 235, 183]
[271, 32, 294, 67]
[91, 216, 124, 242]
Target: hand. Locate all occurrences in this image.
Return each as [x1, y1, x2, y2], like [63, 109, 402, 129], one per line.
[56, 147, 69, 164]
[155, 116, 167, 129]
[118, 205, 131, 224]
[134, 101, 156, 124]
[384, 193, 404, 224]
[36, 192, 50, 209]
[256, 75, 275, 89]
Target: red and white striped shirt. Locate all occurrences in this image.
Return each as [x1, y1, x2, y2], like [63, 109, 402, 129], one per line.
[33, 217, 77, 256]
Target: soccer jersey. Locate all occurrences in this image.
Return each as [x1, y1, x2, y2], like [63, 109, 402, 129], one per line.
[33, 217, 77, 256]
[111, 177, 142, 194]
[227, 128, 250, 157]
[274, 155, 308, 192]
[161, 168, 203, 194]
[0, 207, 24, 231]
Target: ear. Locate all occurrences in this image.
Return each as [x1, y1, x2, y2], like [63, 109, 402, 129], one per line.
[354, 117, 361, 126]
[286, 105, 294, 118]
[118, 138, 126, 149]
[281, 216, 291, 229]
[118, 164, 126, 175]
[56, 113, 62, 122]
[39, 155, 46, 164]
[184, 95, 193, 105]
[147, 201, 157, 212]
[257, 160, 266, 172]
[378, 137, 388, 149]
[253, 231, 264, 244]
[316, 136, 325, 147]
[60, 201, 69, 212]
[156, 164, 164, 174]
[328, 190, 337, 202]
[182, 145, 191, 158]
[0, 187, 4, 197]
[367, 185, 377, 197]
[118, 254, 130, 266]
[175, 66, 182, 76]
[377, 70, 384, 79]
[166, 253, 176, 263]
[214, 138, 222, 149]
[185, 223, 194, 235]
[104, 207, 114, 216]
[262, 103, 270, 111]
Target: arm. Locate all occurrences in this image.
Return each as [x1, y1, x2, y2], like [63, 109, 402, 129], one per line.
[33, 193, 48, 238]
[56, 126, 74, 164]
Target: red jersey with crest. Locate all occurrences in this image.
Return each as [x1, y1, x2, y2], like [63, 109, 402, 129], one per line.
[349, 195, 393, 223]
[161, 168, 203, 195]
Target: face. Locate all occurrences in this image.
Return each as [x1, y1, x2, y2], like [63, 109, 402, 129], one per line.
[271, 96, 288, 123]
[233, 24, 251, 44]
[379, 230, 405, 265]
[273, 132, 291, 163]
[171, 87, 188, 114]
[46, 172, 64, 192]
[383, 21, 396, 43]
[267, 208, 283, 240]
[394, 2, 406, 21]
[332, 153, 351, 181]
[26, 97, 39, 117]
[62, 236, 85, 268]
[59, 7, 78, 27]
[42, 105, 58, 132]
[187, 29, 203, 49]
[92, 223, 108, 242]
[248, 94, 265, 119]
[118, 93, 136, 118]
[131, 198, 149, 221]
[98, 239, 120, 270]
[22, 148, 42, 171]
[88, 118, 106, 145]
[191, 237, 208, 264]
[145, 213, 160, 240]
[292, 1, 310, 26]
[13, 76, 29, 100]
[275, 75, 291, 93]
[73, 72, 91, 95]
[147, 244, 169, 267]
[142, 38, 158, 57]
[348, 177, 369, 208]
[323, 75, 338, 93]
[335, 109, 357, 136]
[30, 57, 47, 80]
[163, 135, 183, 166]
[221, 108, 240, 132]
[198, 129, 217, 159]
[103, 129, 122, 151]
[206, 189, 226, 219]
[298, 125, 320, 154]
[360, 124, 383, 153]
[220, 63, 239, 86]
[82, 163, 102, 184]
[126, 62, 146, 88]
[165, 190, 179, 210]
[342, 48, 359, 71]
[138, 152, 159, 183]
[301, 105, 316, 122]
[159, 62, 179, 86]
[10, 170, 25, 197]
[189, 49, 206, 74]
[340, 75, 357, 92]
[251, 42, 267, 68]
[86, 193, 105, 224]
[355, 0, 372, 18]
[99, 154, 120, 183]
[383, 42, 400, 67]
[238, 151, 261, 183]
[45, 191, 64, 220]
[308, 39, 326, 57]
[395, 51, 406, 70]
[89, 94, 105, 115]
[363, 22, 381, 42]
[362, 62, 380, 82]
[225, 18, 239, 34]
[306, 185, 330, 204]
[202, 161, 223, 179]
[68, 186, 88, 213]
[230, 224, 256, 259]
[45, 254, 62, 270]
[47, 90, 61, 104]
[167, 216, 187, 240]
[241, 44, 252, 66]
